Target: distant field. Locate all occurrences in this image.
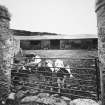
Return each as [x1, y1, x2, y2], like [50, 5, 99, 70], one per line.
[23, 50, 98, 58]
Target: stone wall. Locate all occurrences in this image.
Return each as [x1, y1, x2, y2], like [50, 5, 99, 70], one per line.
[0, 5, 14, 99]
[13, 37, 20, 55]
[96, 0, 105, 105]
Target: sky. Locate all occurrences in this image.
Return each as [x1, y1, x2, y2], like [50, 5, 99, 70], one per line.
[0, 0, 97, 36]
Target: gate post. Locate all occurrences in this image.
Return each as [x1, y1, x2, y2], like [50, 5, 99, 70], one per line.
[0, 5, 14, 99]
[95, 0, 105, 104]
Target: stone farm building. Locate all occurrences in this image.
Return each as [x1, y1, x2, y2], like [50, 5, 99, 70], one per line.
[12, 29, 98, 58]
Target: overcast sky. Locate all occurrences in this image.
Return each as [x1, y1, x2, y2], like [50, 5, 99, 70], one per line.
[1, 0, 97, 36]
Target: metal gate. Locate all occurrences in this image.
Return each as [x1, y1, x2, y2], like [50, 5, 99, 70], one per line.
[11, 57, 100, 104]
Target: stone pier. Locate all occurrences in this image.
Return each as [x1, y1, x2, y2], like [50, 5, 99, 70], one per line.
[95, 0, 105, 105]
[0, 5, 14, 99]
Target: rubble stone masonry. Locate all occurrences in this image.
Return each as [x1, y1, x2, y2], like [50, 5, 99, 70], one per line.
[96, 0, 105, 105]
[0, 5, 14, 99]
